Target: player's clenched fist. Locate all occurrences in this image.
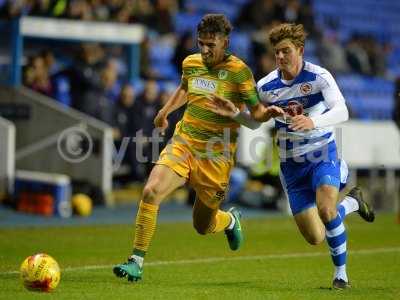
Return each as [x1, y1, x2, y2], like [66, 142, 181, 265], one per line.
[265, 105, 285, 118]
[289, 115, 315, 131]
[154, 111, 169, 133]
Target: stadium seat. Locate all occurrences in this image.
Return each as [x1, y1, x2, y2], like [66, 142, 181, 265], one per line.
[173, 12, 203, 35]
[337, 75, 394, 120]
[230, 32, 251, 61]
[149, 41, 175, 63]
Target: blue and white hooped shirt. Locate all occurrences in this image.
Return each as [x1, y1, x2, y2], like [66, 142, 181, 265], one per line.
[257, 61, 347, 159]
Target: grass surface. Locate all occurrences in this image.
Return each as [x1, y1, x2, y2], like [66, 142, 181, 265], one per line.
[0, 213, 399, 299]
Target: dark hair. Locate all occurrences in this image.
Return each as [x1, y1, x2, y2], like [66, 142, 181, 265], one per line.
[197, 14, 233, 37]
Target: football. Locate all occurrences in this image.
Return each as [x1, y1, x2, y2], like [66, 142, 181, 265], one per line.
[20, 253, 61, 292]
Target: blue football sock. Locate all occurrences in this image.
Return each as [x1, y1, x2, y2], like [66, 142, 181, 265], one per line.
[337, 196, 359, 219]
[325, 213, 348, 281]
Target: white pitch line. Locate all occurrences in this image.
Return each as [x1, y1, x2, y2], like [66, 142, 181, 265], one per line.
[3, 247, 399, 276]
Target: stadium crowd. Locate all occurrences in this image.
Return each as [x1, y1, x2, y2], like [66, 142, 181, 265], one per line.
[0, 0, 398, 183]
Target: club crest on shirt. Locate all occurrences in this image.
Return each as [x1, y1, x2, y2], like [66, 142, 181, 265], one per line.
[299, 82, 312, 95]
[218, 70, 228, 80]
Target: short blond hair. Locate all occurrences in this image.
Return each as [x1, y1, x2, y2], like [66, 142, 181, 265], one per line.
[269, 23, 307, 48]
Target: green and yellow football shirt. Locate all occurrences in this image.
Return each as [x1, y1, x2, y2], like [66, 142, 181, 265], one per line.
[175, 53, 259, 155]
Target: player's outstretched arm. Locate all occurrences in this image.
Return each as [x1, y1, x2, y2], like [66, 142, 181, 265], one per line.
[309, 97, 349, 129]
[308, 71, 349, 128]
[250, 103, 285, 123]
[206, 94, 261, 129]
[154, 84, 187, 133]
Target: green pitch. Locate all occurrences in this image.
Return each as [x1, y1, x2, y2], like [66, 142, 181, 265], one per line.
[0, 213, 399, 299]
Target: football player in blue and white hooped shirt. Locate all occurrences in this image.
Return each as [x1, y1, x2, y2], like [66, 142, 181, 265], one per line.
[207, 23, 375, 289]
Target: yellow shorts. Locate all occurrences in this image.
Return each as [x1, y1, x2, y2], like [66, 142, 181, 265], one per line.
[156, 141, 234, 209]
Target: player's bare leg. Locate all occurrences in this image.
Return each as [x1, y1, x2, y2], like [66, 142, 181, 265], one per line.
[113, 164, 186, 282]
[316, 184, 351, 289]
[293, 207, 325, 245]
[192, 198, 243, 250]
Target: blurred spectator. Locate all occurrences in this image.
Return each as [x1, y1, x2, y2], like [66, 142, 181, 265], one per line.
[345, 34, 372, 75]
[296, 0, 319, 38]
[65, 0, 92, 20]
[113, 83, 143, 181]
[104, 59, 122, 103]
[67, 0, 94, 21]
[362, 36, 387, 77]
[23, 64, 36, 87]
[254, 51, 276, 82]
[139, 35, 157, 79]
[250, 20, 280, 70]
[26, 54, 53, 97]
[283, 0, 301, 23]
[130, 0, 154, 26]
[107, 47, 128, 78]
[152, 0, 176, 35]
[0, 0, 32, 19]
[108, 0, 124, 14]
[235, 0, 284, 30]
[114, 84, 138, 139]
[172, 31, 195, 74]
[136, 79, 161, 175]
[79, 63, 117, 125]
[283, 0, 318, 38]
[113, 0, 134, 23]
[64, 43, 105, 109]
[40, 49, 62, 76]
[30, 0, 52, 17]
[251, 20, 280, 54]
[137, 79, 160, 137]
[37, 49, 71, 106]
[317, 30, 349, 75]
[90, 0, 110, 21]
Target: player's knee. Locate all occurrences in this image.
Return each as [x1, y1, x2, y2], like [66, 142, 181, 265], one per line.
[305, 233, 325, 245]
[318, 205, 337, 223]
[193, 222, 210, 235]
[317, 185, 338, 203]
[193, 219, 213, 235]
[142, 183, 161, 204]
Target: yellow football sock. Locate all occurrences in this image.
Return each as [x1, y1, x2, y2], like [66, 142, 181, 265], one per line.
[133, 201, 159, 256]
[211, 210, 232, 233]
